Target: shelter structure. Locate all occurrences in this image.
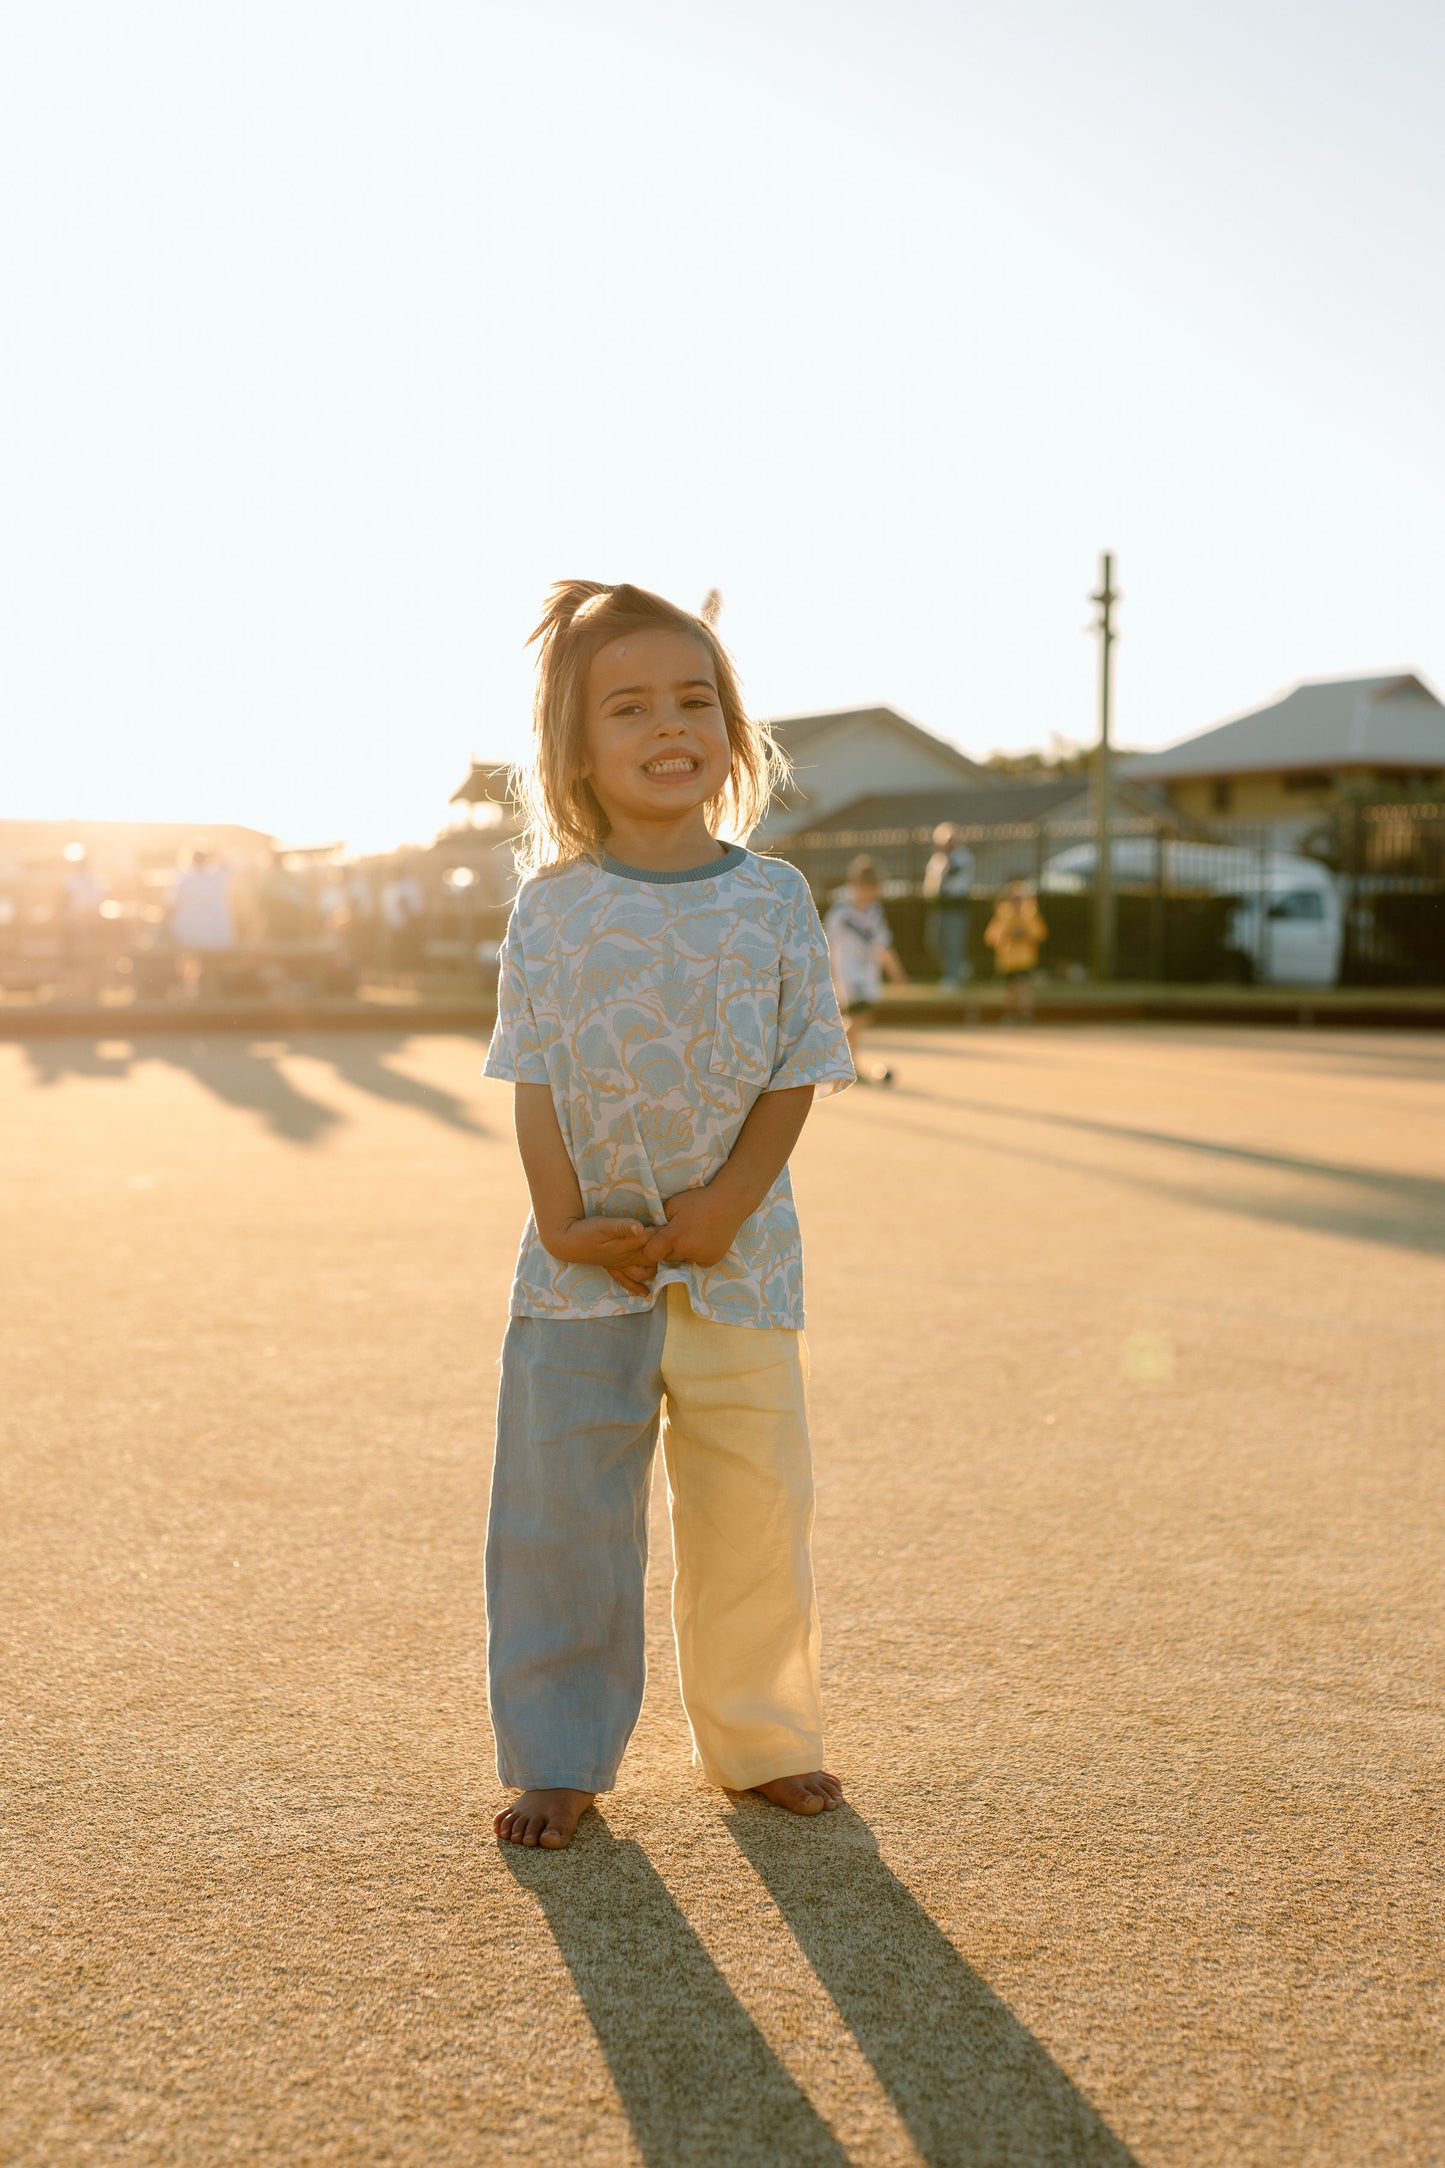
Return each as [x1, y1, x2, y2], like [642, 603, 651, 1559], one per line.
[450, 762, 517, 825]
[1121, 673, 1445, 833]
[755, 706, 997, 841]
[446, 760, 526, 907]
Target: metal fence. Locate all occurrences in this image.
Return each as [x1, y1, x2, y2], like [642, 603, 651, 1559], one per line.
[770, 804, 1445, 987]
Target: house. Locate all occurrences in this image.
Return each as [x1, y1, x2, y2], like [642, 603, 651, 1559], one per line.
[1121, 673, 1445, 831]
[756, 706, 997, 840]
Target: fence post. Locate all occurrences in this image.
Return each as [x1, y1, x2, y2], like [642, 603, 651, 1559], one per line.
[1256, 827, 1271, 984]
[1150, 822, 1167, 980]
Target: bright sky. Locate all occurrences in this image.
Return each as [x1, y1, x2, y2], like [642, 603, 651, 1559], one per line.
[4, 0, 1443, 850]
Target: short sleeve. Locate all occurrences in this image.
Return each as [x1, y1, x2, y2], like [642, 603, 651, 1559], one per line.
[483, 907, 549, 1085]
[768, 877, 855, 1098]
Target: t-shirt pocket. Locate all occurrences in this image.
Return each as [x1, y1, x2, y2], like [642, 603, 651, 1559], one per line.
[710, 944, 781, 1085]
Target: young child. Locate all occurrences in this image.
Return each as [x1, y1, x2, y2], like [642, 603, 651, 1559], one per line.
[823, 855, 907, 1083]
[484, 581, 857, 1850]
[983, 876, 1049, 1020]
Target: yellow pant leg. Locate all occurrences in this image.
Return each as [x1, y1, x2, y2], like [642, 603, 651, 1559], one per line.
[659, 1281, 825, 1790]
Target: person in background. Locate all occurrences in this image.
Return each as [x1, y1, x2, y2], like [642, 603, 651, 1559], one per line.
[256, 848, 317, 946]
[922, 823, 975, 989]
[60, 846, 107, 993]
[824, 855, 908, 1083]
[343, 867, 379, 974]
[380, 863, 427, 979]
[169, 848, 236, 998]
[984, 876, 1048, 1021]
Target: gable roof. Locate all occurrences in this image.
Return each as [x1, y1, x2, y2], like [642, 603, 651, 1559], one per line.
[1122, 673, 1445, 782]
[766, 705, 996, 788]
[791, 775, 1168, 838]
[451, 761, 514, 805]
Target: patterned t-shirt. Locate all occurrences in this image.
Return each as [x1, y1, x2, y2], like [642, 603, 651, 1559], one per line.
[484, 844, 855, 1329]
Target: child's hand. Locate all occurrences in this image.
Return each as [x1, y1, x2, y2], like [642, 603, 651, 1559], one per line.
[542, 1216, 658, 1295]
[643, 1187, 743, 1270]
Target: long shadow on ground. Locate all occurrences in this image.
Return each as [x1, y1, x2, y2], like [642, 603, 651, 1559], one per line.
[501, 1811, 847, 2166]
[504, 1803, 1138, 2167]
[727, 1800, 1140, 2168]
[881, 1089, 1445, 1258]
[18, 1032, 487, 1144]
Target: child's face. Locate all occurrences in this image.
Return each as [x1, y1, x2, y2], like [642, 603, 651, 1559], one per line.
[581, 629, 732, 828]
[850, 879, 880, 907]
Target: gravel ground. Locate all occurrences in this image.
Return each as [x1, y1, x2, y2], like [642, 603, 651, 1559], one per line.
[2, 1025, 1441, 2167]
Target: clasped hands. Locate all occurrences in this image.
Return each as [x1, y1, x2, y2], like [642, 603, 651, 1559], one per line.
[543, 1185, 742, 1294]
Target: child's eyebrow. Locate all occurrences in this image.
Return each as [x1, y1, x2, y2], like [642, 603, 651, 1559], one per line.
[602, 678, 717, 700]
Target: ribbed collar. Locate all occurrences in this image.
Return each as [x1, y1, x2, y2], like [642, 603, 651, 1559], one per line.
[598, 843, 748, 886]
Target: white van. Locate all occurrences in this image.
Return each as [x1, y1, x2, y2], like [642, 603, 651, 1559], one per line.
[1042, 839, 1344, 987]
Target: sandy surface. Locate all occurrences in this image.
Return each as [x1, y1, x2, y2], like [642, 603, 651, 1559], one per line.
[2, 1024, 1441, 2167]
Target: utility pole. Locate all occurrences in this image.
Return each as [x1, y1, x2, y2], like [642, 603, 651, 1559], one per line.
[1089, 551, 1120, 980]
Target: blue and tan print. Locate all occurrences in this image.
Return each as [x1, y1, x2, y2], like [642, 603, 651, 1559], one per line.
[484, 847, 854, 1328]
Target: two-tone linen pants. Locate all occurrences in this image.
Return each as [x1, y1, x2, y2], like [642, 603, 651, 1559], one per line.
[485, 1281, 824, 1793]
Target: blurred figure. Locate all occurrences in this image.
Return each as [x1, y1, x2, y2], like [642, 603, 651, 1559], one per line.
[922, 823, 975, 989]
[317, 867, 348, 935]
[380, 863, 426, 979]
[343, 866, 379, 973]
[824, 855, 907, 1083]
[169, 848, 236, 998]
[256, 849, 317, 945]
[60, 845, 107, 992]
[984, 876, 1048, 1021]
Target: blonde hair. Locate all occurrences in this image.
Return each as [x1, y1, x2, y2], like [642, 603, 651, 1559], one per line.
[511, 581, 788, 876]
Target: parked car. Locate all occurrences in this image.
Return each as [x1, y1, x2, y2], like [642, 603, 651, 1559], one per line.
[1042, 840, 1343, 986]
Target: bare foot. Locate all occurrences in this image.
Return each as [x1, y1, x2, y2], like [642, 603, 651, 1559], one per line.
[751, 1770, 844, 1816]
[494, 1787, 595, 1849]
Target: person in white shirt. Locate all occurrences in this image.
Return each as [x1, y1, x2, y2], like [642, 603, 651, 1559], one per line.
[823, 855, 908, 1083]
[169, 849, 236, 996]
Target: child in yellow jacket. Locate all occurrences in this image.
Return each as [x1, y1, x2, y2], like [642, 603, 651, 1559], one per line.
[984, 879, 1048, 1019]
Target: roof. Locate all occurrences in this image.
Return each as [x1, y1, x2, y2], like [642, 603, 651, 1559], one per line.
[791, 775, 1168, 838]
[451, 761, 515, 805]
[765, 706, 996, 788]
[1122, 673, 1445, 782]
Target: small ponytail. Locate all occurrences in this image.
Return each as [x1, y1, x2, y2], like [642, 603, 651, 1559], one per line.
[527, 580, 613, 654]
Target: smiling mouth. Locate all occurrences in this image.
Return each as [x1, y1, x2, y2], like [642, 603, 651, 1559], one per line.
[641, 755, 701, 775]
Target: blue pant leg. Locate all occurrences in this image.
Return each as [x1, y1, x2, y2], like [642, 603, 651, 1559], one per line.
[486, 1307, 666, 1792]
[937, 907, 970, 984]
